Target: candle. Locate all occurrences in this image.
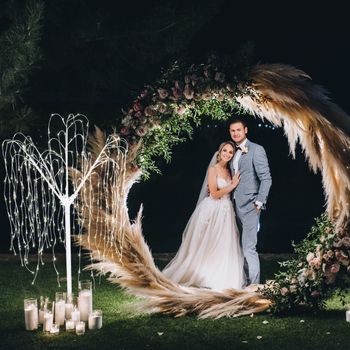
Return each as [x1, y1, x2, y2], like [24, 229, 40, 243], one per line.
[346, 310, 350, 322]
[75, 321, 85, 336]
[55, 300, 65, 325]
[88, 310, 103, 330]
[65, 319, 75, 332]
[65, 302, 73, 320]
[78, 281, 92, 322]
[50, 323, 60, 335]
[24, 299, 38, 331]
[39, 309, 45, 325]
[65, 294, 76, 320]
[71, 308, 80, 325]
[55, 292, 66, 326]
[43, 311, 53, 332]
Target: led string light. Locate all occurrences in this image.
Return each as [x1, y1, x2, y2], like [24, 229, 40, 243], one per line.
[2, 114, 128, 294]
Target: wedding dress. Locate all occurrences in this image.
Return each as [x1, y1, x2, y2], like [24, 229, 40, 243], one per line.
[162, 176, 244, 290]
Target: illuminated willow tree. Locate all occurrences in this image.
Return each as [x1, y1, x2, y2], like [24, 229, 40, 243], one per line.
[2, 114, 127, 294]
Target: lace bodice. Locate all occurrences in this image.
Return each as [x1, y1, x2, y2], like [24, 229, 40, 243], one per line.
[216, 176, 231, 199]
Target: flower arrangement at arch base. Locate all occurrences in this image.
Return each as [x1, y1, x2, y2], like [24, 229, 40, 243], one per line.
[262, 214, 350, 313]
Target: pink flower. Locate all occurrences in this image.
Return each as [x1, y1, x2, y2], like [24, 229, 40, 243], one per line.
[280, 287, 289, 296]
[157, 102, 167, 113]
[309, 257, 321, 269]
[341, 237, 350, 248]
[335, 250, 349, 266]
[133, 102, 142, 112]
[330, 263, 340, 273]
[214, 72, 225, 83]
[120, 127, 129, 136]
[135, 111, 142, 118]
[305, 269, 317, 281]
[144, 106, 157, 117]
[136, 126, 147, 137]
[183, 84, 194, 99]
[175, 106, 187, 116]
[327, 250, 334, 258]
[158, 88, 169, 99]
[306, 252, 315, 263]
[201, 91, 212, 100]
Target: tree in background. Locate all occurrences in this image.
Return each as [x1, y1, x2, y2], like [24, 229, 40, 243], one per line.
[0, 0, 44, 136]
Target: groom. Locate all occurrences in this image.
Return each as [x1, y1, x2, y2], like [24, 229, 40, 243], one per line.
[229, 118, 272, 285]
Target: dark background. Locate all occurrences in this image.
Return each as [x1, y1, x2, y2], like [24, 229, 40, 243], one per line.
[1, 0, 349, 253]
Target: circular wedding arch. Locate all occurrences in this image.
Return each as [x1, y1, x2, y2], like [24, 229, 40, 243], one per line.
[77, 59, 350, 317]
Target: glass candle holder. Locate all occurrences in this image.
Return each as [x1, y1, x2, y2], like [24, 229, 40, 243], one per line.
[24, 298, 38, 331]
[50, 323, 60, 335]
[75, 321, 85, 336]
[55, 292, 66, 326]
[71, 307, 80, 325]
[346, 308, 350, 322]
[43, 309, 53, 332]
[78, 280, 92, 321]
[88, 309, 103, 330]
[65, 319, 75, 332]
[65, 294, 76, 320]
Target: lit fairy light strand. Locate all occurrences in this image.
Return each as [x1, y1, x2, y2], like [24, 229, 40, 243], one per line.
[2, 113, 128, 294]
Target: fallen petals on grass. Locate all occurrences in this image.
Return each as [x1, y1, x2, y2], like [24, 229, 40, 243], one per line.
[257, 336, 263, 340]
[157, 332, 164, 336]
[262, 320, 269, 324]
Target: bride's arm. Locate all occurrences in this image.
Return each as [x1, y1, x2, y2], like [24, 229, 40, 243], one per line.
[208, 167, 239, 199]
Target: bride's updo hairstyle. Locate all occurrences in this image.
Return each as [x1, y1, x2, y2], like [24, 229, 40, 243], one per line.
[216, 141, 236, 166]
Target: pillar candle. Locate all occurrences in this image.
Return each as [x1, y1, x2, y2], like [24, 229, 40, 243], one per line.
[24, 303, 38, 331]
[43, 311, 53, 332]
[88, 310, 103, 330]
[55, 300, 65, 326]
[78, 290, 92, 321]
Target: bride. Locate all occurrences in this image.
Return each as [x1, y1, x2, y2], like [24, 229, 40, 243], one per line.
[162, 141, 245, 290]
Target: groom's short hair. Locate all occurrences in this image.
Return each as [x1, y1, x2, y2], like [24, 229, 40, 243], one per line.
[228, 117, 248, 128]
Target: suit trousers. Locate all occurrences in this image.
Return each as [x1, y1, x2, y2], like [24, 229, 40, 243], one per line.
[234, 203, 260, 285]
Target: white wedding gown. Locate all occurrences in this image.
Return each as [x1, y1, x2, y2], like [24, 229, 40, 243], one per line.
[162, 177, 244, 290]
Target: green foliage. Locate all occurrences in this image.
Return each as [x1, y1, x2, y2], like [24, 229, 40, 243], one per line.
[119, 56, 250, 176]
[262, 214, 350, 313]
[0, 0, 44, 136]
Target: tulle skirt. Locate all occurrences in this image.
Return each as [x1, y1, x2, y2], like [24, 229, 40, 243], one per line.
[162, 196, 244, 290]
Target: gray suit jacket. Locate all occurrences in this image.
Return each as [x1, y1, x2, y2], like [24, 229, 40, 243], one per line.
[231, 139, 272, 213]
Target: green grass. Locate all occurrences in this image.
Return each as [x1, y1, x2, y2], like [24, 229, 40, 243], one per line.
[0, 255, 350, 350]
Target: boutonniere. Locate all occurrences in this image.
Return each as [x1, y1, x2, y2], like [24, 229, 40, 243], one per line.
[241, 146, 249, 154]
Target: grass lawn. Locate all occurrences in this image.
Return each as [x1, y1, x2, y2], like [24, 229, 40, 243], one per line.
[0, 254, 349, 350]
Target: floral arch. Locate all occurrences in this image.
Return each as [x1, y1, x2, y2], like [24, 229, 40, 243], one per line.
[75, 58, 350, 317]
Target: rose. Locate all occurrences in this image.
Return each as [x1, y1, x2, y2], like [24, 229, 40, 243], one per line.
[157, 102, 167, 113]
[144, 106, 157, 117]
[183, 84, 194, 100]
[136, 126, 147, 137]
[341, 236, 350, 248]
[306, 252, 315, 263]
[280, 287, 289, 296]
[305, 269, 316, 281]
[135, 111, 142, 118]
[175, 106, 187, 116]
[214, 72, 225, 83]
[158, 88, 169, 99]
[201, 91, 212, 100]
[330, 262, 340, 273]
[120, 127, 129, 136]
[327, 250, 334, 258]
[335, 250, 349, 266]
[309, 257, 321, 269]
[133, 102, 142, 112]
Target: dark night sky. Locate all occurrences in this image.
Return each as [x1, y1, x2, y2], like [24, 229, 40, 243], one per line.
[1, 1, 349, 253]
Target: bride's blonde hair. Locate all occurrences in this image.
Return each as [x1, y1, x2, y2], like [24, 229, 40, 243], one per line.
[216, 141, 235, 164]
